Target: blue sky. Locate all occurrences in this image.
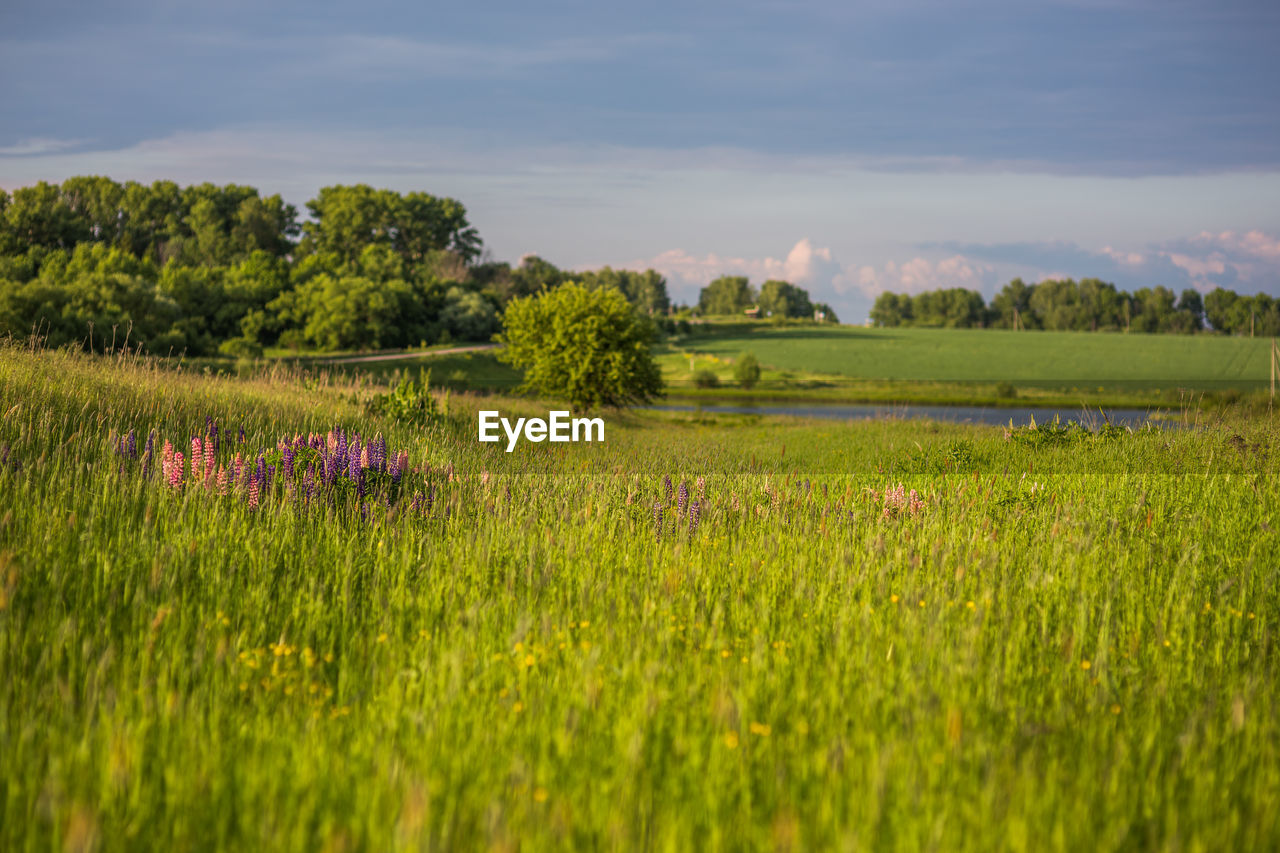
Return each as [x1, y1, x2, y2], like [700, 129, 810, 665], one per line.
[3, 0, 1279, 319]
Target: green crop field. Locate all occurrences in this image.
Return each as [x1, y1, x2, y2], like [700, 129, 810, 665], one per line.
[664, 325, 1274, 391]
[2, 344, 1279, 850]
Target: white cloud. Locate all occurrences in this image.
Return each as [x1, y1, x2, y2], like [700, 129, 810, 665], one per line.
[633, 239, 997, 316]
[840, 255, 994, 297]
[0, 138, 83, 156]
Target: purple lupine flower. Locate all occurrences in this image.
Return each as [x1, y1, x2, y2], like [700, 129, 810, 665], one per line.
[141, 430, 156, 477]
[303, 464, 316, 503]
[238, 425, 245, 445]
[688, 500, 701, 535]
[282, 446, 294, 480]
[662, 475, 673, 503]
[252, 455, 267, 505]
[210, 419, 219, 453]
[348, 438, 361, 479]
[677, 481, 689, 515]
[653, 501, 664, 541]
[126, 429, 137, 459]
[369, 435, 386, 472]
[334, 428, 347, 469]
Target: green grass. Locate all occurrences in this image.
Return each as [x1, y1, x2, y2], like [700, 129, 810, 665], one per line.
[658, 325, 1275, 407]
[2, 344, 1279, 850]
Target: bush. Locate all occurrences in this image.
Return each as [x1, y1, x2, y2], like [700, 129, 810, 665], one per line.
[995, 381, 1017, 399]
[693, 369, 720, 388]
[734, 352, 761, 388]
[365, 369, 442, 426]
[497, 283, 663, 409]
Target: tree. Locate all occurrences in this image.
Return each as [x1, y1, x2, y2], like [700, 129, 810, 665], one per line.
[498, 283, 663, 409]
[870, 292, 912, 327]
[698, 276, 756, 315]
[988, 278, 1037, 329]
[757, 280, 813, 318]
[299, 185, 482, 267]
[734, 352, 761, 388]
[578, 266, 671, 315]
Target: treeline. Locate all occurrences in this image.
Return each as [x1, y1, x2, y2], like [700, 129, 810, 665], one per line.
[695, 275, 837, 322]
[0, 177, 673, 355]
[870, 278, 1280, 335]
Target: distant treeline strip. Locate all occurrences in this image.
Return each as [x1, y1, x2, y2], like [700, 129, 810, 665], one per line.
[871, 278, 1279, 335]
[0, 176, 673, 356]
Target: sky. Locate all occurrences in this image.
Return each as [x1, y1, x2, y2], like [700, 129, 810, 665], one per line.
[2, 0, 1279, 321]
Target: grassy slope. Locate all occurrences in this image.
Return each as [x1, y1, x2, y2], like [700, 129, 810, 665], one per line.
[669, 325, 1273, 388]
[281, 325, 1275, 408]
[2, 346, 1279, 850]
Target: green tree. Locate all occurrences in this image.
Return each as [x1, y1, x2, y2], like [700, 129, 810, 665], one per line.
[498, 283, 663, 409]
[734, 352, 761, 388]
[757, 280, 813, 318]
[698, 276, 756, 315]
[870, 292, 913, 326]
[578, 266, 671, 315]
[987, 279, 1037, 329]
[300, 185, 481, 267]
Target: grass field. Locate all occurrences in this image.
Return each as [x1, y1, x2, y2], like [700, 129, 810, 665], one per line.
[659, 325, 1275, 401]
[271, 325, 1278, 409]
[2, 344, 1279, 850]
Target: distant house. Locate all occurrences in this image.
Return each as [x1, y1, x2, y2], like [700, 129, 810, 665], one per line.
[744, 306, 760, 318]
[813, 309, 826, 322]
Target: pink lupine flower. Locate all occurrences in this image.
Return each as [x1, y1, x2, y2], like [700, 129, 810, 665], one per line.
[169, 452, 184, 488]
[360, 445, 370, 469]
[248, 475, 260, 509]
[233, 453, 245, 486]
[216, 465, 229, 495]
[907, 489, 925, 515]
[191, 437, 202, 481]
[203, 438, 216, 482]
[160, 440, 174, 482]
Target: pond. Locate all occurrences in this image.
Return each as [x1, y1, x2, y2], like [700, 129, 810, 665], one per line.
[647, 399, 1173, 428]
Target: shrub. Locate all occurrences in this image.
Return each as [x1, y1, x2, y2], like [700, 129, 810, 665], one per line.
[734, 352, 761, 388]
[692, 369, 720, 388]
[497, 283, 663, 409]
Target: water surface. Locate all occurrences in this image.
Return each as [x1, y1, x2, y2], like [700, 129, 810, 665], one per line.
[648, 400, 1170, 428]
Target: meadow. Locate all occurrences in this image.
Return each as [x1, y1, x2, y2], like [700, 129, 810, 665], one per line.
[1, 343, 1278, 851]
[658, 325, 1274, 400]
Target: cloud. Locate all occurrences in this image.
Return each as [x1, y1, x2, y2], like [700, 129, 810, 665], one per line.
[632, 239, 998, 321]
[0, 138, 83, 156]
[931, 231, 1280, 296]
[841, 256, 995, 298]
[633, 239, 838, 293]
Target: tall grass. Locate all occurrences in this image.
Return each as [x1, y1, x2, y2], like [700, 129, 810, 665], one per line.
[1, 344, 1277, 850]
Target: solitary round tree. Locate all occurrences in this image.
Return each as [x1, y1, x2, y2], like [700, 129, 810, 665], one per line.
[497, 283, 663, 409]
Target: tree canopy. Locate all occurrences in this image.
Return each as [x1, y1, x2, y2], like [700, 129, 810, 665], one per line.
[497, 284, 663, 409]
[870, 278, 1269, 334]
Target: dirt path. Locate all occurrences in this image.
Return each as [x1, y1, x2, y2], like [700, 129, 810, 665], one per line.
[318, 343, 498, 365]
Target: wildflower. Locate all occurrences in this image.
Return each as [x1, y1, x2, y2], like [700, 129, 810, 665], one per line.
[1081, 660, 1092, 670]
[169, 451, 184, 488]
[688, 499, 701, 535]
[749, 722, 771, 737]
[125, 429, 137, 459]
[678, 481, 689, 515]
[695, 476, 706, 499]
[238, 425, 245, 444]
[160, 440, 174, 482]
[663, 474, 672, 503]
[215, 465, 229, 495]
[653, 501, 664, 541]
[141, 430, 156, 477]
[724, 731, 739, 749]
[191, 436, 203, 482]
[282, 445, 294, 480]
